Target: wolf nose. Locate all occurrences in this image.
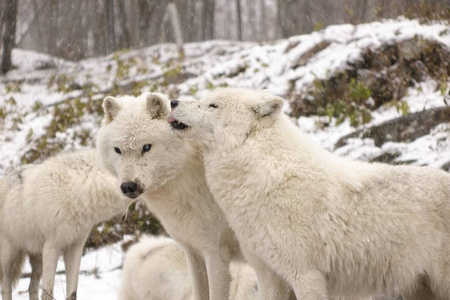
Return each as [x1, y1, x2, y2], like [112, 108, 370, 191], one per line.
[120, 182, 138, 195]
[170, 100, 179, 109]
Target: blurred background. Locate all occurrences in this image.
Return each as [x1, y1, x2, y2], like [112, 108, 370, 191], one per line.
[1, 0, 449, 61]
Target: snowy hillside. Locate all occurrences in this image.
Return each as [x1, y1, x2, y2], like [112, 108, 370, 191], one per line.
[1, 18, 449, 299]
[1, 18, 449, 175]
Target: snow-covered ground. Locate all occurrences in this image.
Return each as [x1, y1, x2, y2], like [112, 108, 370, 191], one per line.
[14, 241, 125, 300]
[1, 18, 449, 299]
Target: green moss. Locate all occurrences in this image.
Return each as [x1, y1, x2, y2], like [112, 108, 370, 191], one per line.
[5, 97, 17, 106]
[5, 81, 22, 93]
[314, 22, 325, 32]
[386, 99, 410, 116]
[310, 78, 373, 127]
[49, 74, 77, 94]
[47, 74, 56, 89]
[439, 80, 448, 96]
[0, 107, 5, 119]
[189, 85, 199, 95]
[162, 64, 182, 86]
[131, 81, 148, 97]
[32, 101, 43, 112]
[110, 82, 125, 96]
[149, 84, 158, 93]
[348, 79, 371, 103]
[26, 128, 34, 143]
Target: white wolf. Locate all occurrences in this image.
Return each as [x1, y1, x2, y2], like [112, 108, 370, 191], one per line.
[119, 235, 258, 300]
[169, 88, 450, 300]
[96, 93, 266, 300]
[0, 150, 131, 300]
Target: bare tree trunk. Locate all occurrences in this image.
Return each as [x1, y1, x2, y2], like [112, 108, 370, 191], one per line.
[276, 0, 284, 37]
[260, 0, 267, 41]
[105, 0, 116, 53]
[31, 0, 44, 52]
[167, 3, 184, 58]
[236, 0, 242, 40]
[138, 0, 164, 46]
[174, 0, 188, 42]
[76, 0, 89, 60]
[357, 0, 368, 23]
[47, 0, 59, 55]
[137, 0, 150, 45]
[127, 1, 140, 47]
[248, 0, 256, 40]
[278, 0, 309, 37]
[93, 0, 107, 55]
[202, 0, 215, 40]
[117, 0, 131, 49]
[343, 0, 357, 24]
[0, 2, 4, 51]
[184, 0, 195, 42]
[301, 0, 312, 33]
[1, 0, 18, 74]
[0, 1, 4, 36]
[56, 0, 86, 60]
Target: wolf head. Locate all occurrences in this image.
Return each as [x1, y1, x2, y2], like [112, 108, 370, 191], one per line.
[169, 88, 284, 152]
[96, 93, 186, 199]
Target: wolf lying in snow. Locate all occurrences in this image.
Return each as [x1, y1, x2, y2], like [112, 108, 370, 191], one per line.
[119, 235, 258, 300]
[169, 88, 450, 300]
[0, 150, 131, 300]
[96, 93, 280, 300]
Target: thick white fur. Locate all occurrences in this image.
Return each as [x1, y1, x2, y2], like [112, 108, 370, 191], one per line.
[171, 88, 450, 300]
[119, 235, 258, 300]
[0, 150, 131, 300]
[96, 93, 245, 300]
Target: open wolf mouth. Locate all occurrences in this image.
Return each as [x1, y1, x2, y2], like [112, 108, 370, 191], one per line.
[168, 116, 189, 130]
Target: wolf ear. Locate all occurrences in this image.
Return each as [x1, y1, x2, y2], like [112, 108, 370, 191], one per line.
[102, 96, 122, 124]
[146, 93, 170, 119]
[252, 96, 284, 118]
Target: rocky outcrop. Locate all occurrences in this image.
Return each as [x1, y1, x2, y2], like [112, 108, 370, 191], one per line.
[335, 106, 450, 148]
[290, 37, 450, 119]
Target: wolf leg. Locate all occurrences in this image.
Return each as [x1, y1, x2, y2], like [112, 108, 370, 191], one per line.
[40, 242, 59, 300]
[183, 247, 209, 300]
[63, 239, 85, 300]
[29, 253, 43, 300]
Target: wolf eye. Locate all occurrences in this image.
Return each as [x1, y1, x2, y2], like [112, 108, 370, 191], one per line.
[114, 147, 122, 155]
[142, 144, 152, 154]
[209, 103, 218, 108]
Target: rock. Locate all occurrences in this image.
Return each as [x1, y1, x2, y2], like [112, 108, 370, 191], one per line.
[421, 40, 450, 79]
[442, 161, 450, 172]
[292, 41, 331, 68]
[398, 38, 422, 60]
[288, 37, 449, 124]
[357, 69, 377, 88]
[369, 151, 401, 164]
[369, 63, 410, 108]
[335, 106, 450, 148]
[362, 44, 399, 71]
[284, 40, 301, 53]
[409, 60, 428, 82]
[34, 59, 57, 70]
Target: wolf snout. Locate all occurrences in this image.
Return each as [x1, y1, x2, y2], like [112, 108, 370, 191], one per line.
[170, 100, 179, 109]
[120, 182, 142, 199]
